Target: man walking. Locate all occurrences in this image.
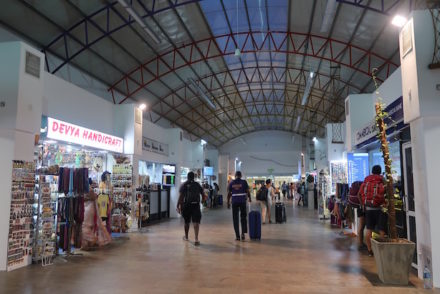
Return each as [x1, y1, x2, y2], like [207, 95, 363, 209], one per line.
[227, 171, 251, 241]
[177, 171, 206, 246]
[281, 181, 287, 199]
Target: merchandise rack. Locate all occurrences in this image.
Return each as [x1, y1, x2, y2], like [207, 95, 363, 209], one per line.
[33, 173, 58, 266]
[318, 172, 331, 220]
[135, 187, 150, 228]
[8, 160, 35, 271]
[111, 163, 133, 233]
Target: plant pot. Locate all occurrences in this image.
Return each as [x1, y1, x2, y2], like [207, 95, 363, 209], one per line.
[371, 238, 416, 285]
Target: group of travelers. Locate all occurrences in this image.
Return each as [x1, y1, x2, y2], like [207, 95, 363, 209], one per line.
[176, 164, 388, 253]
[202, 181, 219, 208]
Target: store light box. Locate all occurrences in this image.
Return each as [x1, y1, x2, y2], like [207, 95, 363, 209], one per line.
[347, 153, 369, 185]
[46, 117, 124, 153]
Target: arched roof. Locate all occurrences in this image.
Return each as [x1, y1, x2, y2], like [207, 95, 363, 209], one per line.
[0, 0, 430, 146]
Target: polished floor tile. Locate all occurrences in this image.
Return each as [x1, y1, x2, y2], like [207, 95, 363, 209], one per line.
[0, 201, 435, 293]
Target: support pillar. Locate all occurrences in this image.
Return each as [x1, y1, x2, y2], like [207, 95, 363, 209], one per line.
[400, 10, 440, 287]
[0, 42, 44, 270]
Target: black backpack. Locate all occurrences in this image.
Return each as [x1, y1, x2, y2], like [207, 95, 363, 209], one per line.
[184, 181, 201, 204]
[256, 186, 268, 201]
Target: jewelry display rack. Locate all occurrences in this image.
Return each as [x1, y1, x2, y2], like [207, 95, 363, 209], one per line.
[8, 160, 35, 271]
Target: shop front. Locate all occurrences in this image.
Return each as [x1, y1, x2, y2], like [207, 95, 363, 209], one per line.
[30, 116, 133, 268]
[137, 160, 172, 226]
[352, 96, 415, 267]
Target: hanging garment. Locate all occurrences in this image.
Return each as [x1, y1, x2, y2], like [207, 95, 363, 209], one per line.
[68, 168, 74, 195]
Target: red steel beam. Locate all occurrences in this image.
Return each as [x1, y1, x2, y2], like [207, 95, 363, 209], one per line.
[108, 31, 399, 104]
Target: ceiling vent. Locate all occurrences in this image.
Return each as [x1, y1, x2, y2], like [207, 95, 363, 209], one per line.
[25, 51, 40, 78]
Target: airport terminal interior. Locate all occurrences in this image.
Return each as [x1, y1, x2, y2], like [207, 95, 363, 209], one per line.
[1, 0, 440, 293]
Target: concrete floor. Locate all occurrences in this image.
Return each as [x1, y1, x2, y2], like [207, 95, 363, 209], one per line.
[0, 201, 434, 293]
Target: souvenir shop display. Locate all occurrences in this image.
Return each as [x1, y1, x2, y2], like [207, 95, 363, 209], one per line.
[57, 167, 88, 254]
[111, 156, 133, 233]
[318, 170, 331, 220]
[8, 160, 35, 271]
[33, 172, 58, 266]
[135, 186, 150, 228]
[330, 161, 347, 193]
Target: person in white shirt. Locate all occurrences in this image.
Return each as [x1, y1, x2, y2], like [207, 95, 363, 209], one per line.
[265, 179, 275, 224]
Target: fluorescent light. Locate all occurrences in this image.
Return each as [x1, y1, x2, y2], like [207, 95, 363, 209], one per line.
[117, 0, 160, 44]
[139, 103, 147, 111]
[301, 72, 315, 106]
[188, 78, 216, 111]
[391, 15, 407, 27]
[320, 0, 338, 33]
[294, 116, 301, 132]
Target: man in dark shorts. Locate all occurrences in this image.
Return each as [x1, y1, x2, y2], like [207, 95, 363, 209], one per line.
[360, 165, 386, 256]
[227, 171, 251, 241]
[177, 171, 206, 246]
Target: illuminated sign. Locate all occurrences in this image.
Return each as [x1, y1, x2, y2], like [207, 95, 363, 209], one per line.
[47, 117, 124, 153]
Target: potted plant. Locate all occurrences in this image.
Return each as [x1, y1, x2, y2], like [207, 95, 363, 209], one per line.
[370, 70, 416, 285]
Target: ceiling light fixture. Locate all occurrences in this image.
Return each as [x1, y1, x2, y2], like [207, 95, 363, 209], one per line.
[301, 72, 315, 106]
[313, 137, 317, 142]
[294, 116, 301, 132]
[320, 0, 338, 33]
[138, 103, 147, 111]
[117, 0, 160, 44]
[188, 78, 216, 111]
[201, 139, 207, 146]
[391, 15, 407, 27]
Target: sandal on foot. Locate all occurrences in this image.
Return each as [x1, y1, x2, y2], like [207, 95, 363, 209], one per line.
[194, 241, 200, 246]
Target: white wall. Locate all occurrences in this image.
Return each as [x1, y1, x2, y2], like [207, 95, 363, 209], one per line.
[43, 72, 115, 134]
[219, 131, 303, 177]
[345, 68, 402, 152]
[326, 123, 346, 163]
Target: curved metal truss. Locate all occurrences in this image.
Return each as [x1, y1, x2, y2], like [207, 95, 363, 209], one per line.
[108, 31, 399, 104]
[41, 0, 201, 73]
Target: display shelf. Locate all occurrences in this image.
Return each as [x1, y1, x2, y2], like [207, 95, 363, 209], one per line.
[7, 161, 35, 271]
[33, 174, 58, 265]
[111, 163, 133, 233]
[318, 171, 332, 220]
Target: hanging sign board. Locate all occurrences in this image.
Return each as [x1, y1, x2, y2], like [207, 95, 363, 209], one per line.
[354, 96, 404, 147]
[142, 136, 169, 156]
[47, 117, 124, 153]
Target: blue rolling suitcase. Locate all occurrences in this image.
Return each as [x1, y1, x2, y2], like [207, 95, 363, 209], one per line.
[217, 195, 223, 205]
[249, 210, 261, 240]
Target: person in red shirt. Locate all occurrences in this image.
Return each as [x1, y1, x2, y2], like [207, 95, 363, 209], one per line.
[359, 165, 387, 256]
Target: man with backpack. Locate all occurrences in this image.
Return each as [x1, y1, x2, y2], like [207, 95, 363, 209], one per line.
[227, 171, 251, 241]
[256, 181, 271, 224]
[177, 171, 206, 246]
[359, 165, 387, 256]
